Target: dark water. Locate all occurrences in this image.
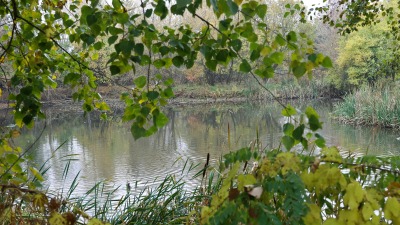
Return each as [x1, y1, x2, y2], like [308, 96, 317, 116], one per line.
[19, 100, 400, 196]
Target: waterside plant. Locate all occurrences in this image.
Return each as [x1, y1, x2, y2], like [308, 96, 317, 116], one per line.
[333, 82, 400, 129]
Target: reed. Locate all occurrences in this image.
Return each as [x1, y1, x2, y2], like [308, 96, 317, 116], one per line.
[333, 81, 400, 129]
[52, 157, 223, 224]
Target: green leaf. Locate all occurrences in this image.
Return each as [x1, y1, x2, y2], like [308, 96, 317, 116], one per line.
[281, 104, 297, 117]
[116, 13, 129, 24]
[164, 78, 174, 86]
[108, 27, 124, 35]
[270, 52, 284, 64]
[256, 5, 267, 18]
[315, 134, 326, 148]
[205, 60, 217, 71]
[145, 9, 153, 17]
[153, 59, 166, 68]
[80, 34, 95, 45]
[163, 87, 174, 98]
[250, 49, 260, 61]
[322, 56, 333, 68]
[293, 63, 306, 78]
[159, 46, 169, 56]
[131, 123, 147, 140]
[117, 39, 134, 56]
[5, 153, 19, 164]
[110, 65, 120, 75]
[283, 123, 294, 136]
[230, 39, 242, 52]
[155, 112, 169, 127]
[286, 31, 297, 42]
[134, 43, 144, 55]
[305, 106, 322, 131]
[226, 0, 239, 15]
[93, 42, 103, 50]
[308, 54, 317, 62]
[177, 0, 191, 8]
[139, 55, 151, 65]
[147, 91, 159, 100]
[282, 135, 295, 151]
[81, 5, 94, 18]
[86, 14, 97, 26]
[239, 59, 251, 72]
[108, 35, 118, 45]
[154, 0, 168, 20]
[275, 34, 286, 46]
[171, 4, 186, 15]
[112, 0, 122, 9]
[293, 124, 305, 140]
[172, 56, 184, 67]
[134, 76, 147, 88]
[216, 49, 229, 62]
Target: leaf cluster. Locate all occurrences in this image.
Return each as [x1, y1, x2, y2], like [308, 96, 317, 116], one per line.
[200, 142, 400, 224]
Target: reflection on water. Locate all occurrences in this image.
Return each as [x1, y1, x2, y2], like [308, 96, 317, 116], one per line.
[19, 100, 400, 196]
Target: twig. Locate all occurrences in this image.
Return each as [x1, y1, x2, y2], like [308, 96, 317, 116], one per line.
[0, 183, 41, 194]
[0, 123, 47, 180]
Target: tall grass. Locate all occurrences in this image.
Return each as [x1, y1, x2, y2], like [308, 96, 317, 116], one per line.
[333, 81, 400, 128]
[50, 157, 223, 224]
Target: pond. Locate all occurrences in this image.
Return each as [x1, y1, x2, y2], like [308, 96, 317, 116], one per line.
[19, 100, 400, 196]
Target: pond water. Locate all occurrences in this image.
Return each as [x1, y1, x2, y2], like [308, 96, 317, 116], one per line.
[19, 100, 400, 196]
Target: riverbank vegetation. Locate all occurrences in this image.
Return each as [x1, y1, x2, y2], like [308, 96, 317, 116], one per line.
[333, 81, 400, 129]
[1, 0, 400, 224]
[328, 0, 400, 127]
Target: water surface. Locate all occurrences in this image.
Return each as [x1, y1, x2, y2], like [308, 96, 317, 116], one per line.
[20, 100, 400, 196]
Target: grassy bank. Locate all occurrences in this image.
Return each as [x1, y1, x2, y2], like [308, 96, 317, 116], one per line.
[333, 82, 400, 129]
[173, 79, 332, 101]
[0, 79, 333, 110]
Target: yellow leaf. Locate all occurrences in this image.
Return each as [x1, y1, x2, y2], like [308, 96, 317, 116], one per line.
[322, 218, 340, 225]
[303, 204, 322, 225]
[49, 212, 67, 225]
[237, 174, 257, 192]
[33, 193, 48, 210]
[361, 202, 373, 221]
[0, 88, 2, 97]
[91, 53, 99, 61]
[321, 146, 342, 163]
[370, 215, 380, 225]
[384, 197, 400, 221]
[260, 46, 272, 56]
[95, 102, 110, 111]
[343, 181, 364, 210]
[234, 0, 243, 6]
[275, 152, 300, 175]
[338, 209, 360, 225]
[201, 206, 212, 224]
[30, 167, 44, 182]
[365, 189, 382, 210]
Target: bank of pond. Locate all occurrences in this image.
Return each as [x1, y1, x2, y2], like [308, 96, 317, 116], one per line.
[333, 83, 400, 129]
